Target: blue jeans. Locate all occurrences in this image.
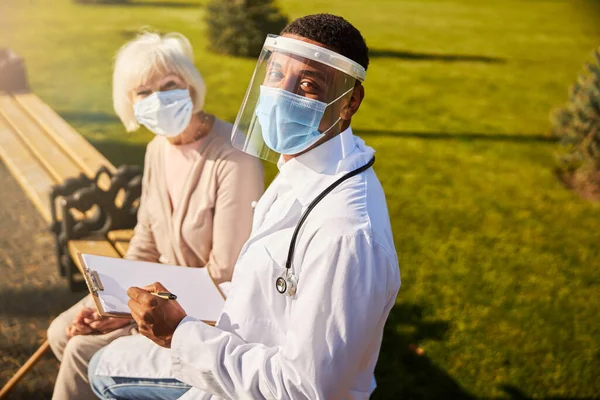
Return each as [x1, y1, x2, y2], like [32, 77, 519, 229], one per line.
[88, 348, 191, 399]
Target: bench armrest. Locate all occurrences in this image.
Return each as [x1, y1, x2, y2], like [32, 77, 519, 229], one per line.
[50, 164, 142, 290]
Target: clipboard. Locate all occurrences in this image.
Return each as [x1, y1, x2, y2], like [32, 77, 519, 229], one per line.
[79, 255, 130, 319]
[78, 253, 226, 324]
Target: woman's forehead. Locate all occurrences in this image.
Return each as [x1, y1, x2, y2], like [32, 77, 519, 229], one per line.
[136, 70, 183, 88]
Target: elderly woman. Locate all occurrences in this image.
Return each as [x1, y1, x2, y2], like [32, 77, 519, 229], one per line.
[46, 32, 264, 400]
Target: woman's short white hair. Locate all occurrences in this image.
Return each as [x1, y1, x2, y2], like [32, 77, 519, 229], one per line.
[113, 31, 206, 132]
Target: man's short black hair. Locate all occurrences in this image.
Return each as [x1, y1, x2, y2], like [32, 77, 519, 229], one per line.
[281, 14, 369, 71]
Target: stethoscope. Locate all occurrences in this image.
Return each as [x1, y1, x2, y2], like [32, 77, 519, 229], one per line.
[275, 156, 376, 296]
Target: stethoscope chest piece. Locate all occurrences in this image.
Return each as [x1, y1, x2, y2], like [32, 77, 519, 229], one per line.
[276, 271, 298, 296]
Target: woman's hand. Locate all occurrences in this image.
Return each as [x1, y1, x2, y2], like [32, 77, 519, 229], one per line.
[66, 307, 132, 337]
[66, 307, 95, 337]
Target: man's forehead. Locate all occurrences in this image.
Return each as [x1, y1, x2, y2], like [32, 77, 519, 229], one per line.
[268, 51, 338, 77]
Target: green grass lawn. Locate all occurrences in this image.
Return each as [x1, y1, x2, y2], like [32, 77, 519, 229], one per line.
[2, 0, 600, 398]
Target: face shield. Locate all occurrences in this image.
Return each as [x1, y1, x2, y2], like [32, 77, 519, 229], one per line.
[231, 35, 366, 163]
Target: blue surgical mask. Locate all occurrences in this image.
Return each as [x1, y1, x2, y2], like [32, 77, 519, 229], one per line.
[134, 89, 193, 137]
[255, 85, 352, 155]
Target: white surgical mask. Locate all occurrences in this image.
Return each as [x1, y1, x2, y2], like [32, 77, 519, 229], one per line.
[255, 86, 352, 155]
[133, 89, 193, 137]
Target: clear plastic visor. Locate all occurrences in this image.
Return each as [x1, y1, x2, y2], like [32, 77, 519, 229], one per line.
[231, 35, 363, 163]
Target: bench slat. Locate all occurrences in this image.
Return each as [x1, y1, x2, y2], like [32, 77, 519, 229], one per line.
[0, 94, 85, 183]
[0, 112, 54, 222]
[107, 229, 134, 257]
[68, 238, 121, 274]
[116, 241, 130, 256]
[14, 93, 116, 176]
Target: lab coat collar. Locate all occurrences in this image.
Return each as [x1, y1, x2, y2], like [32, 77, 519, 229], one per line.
[277, 127, 358, 206]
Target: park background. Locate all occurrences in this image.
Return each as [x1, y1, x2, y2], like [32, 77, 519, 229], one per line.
[1, 0, 599, 398]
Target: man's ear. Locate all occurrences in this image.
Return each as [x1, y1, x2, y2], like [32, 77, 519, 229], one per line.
[340, 84, 365, 121]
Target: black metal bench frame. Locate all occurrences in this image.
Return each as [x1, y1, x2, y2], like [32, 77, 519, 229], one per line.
[49, 165, 142, 290]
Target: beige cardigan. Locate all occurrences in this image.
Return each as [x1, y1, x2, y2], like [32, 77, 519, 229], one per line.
[125, 118, 264, 284]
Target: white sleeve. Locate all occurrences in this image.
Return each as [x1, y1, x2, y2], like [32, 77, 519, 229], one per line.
[170, 232, 397, 399]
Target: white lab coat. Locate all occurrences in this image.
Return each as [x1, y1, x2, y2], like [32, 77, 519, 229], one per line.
[93, 127, 401, 399]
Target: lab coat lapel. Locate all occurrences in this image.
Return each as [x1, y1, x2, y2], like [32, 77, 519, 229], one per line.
[242, 130, 355, 258]
[250, 181, 278, 234]
[243, 181, 300, 253]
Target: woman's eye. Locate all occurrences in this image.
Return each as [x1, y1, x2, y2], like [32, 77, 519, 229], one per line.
[136, 90, 151, 97]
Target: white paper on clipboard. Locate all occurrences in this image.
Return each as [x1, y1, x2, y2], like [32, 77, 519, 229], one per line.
[79, 253, 225, 323]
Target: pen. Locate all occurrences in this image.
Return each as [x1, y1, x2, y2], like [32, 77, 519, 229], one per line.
[151, 291, 177, 300]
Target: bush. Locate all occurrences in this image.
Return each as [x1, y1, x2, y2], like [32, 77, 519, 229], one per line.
[205, 0, 288, 58]
[552, 48, 600, 174]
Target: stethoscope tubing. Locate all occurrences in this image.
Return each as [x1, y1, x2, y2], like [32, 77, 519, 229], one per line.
[277, 156, 376, 295]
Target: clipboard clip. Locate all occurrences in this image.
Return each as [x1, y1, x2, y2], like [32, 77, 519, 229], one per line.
[83, 270, 104, 292]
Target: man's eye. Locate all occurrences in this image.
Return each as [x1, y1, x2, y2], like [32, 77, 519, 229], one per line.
[300, 80, 319, 93]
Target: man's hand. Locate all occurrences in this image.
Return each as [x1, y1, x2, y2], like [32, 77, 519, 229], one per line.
[66, 307, 133, 338]
[127, 282, 187, 348]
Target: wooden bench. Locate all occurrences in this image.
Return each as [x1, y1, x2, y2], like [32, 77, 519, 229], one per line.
[0, 49, 141, 398]
[0, 49, 142, 290]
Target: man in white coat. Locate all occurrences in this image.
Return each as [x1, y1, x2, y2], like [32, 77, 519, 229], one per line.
[88, 13, 401, 400]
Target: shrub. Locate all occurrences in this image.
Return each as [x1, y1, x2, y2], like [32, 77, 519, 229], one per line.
[205, 0, 288, 58]
[552, 47, 600, 197]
